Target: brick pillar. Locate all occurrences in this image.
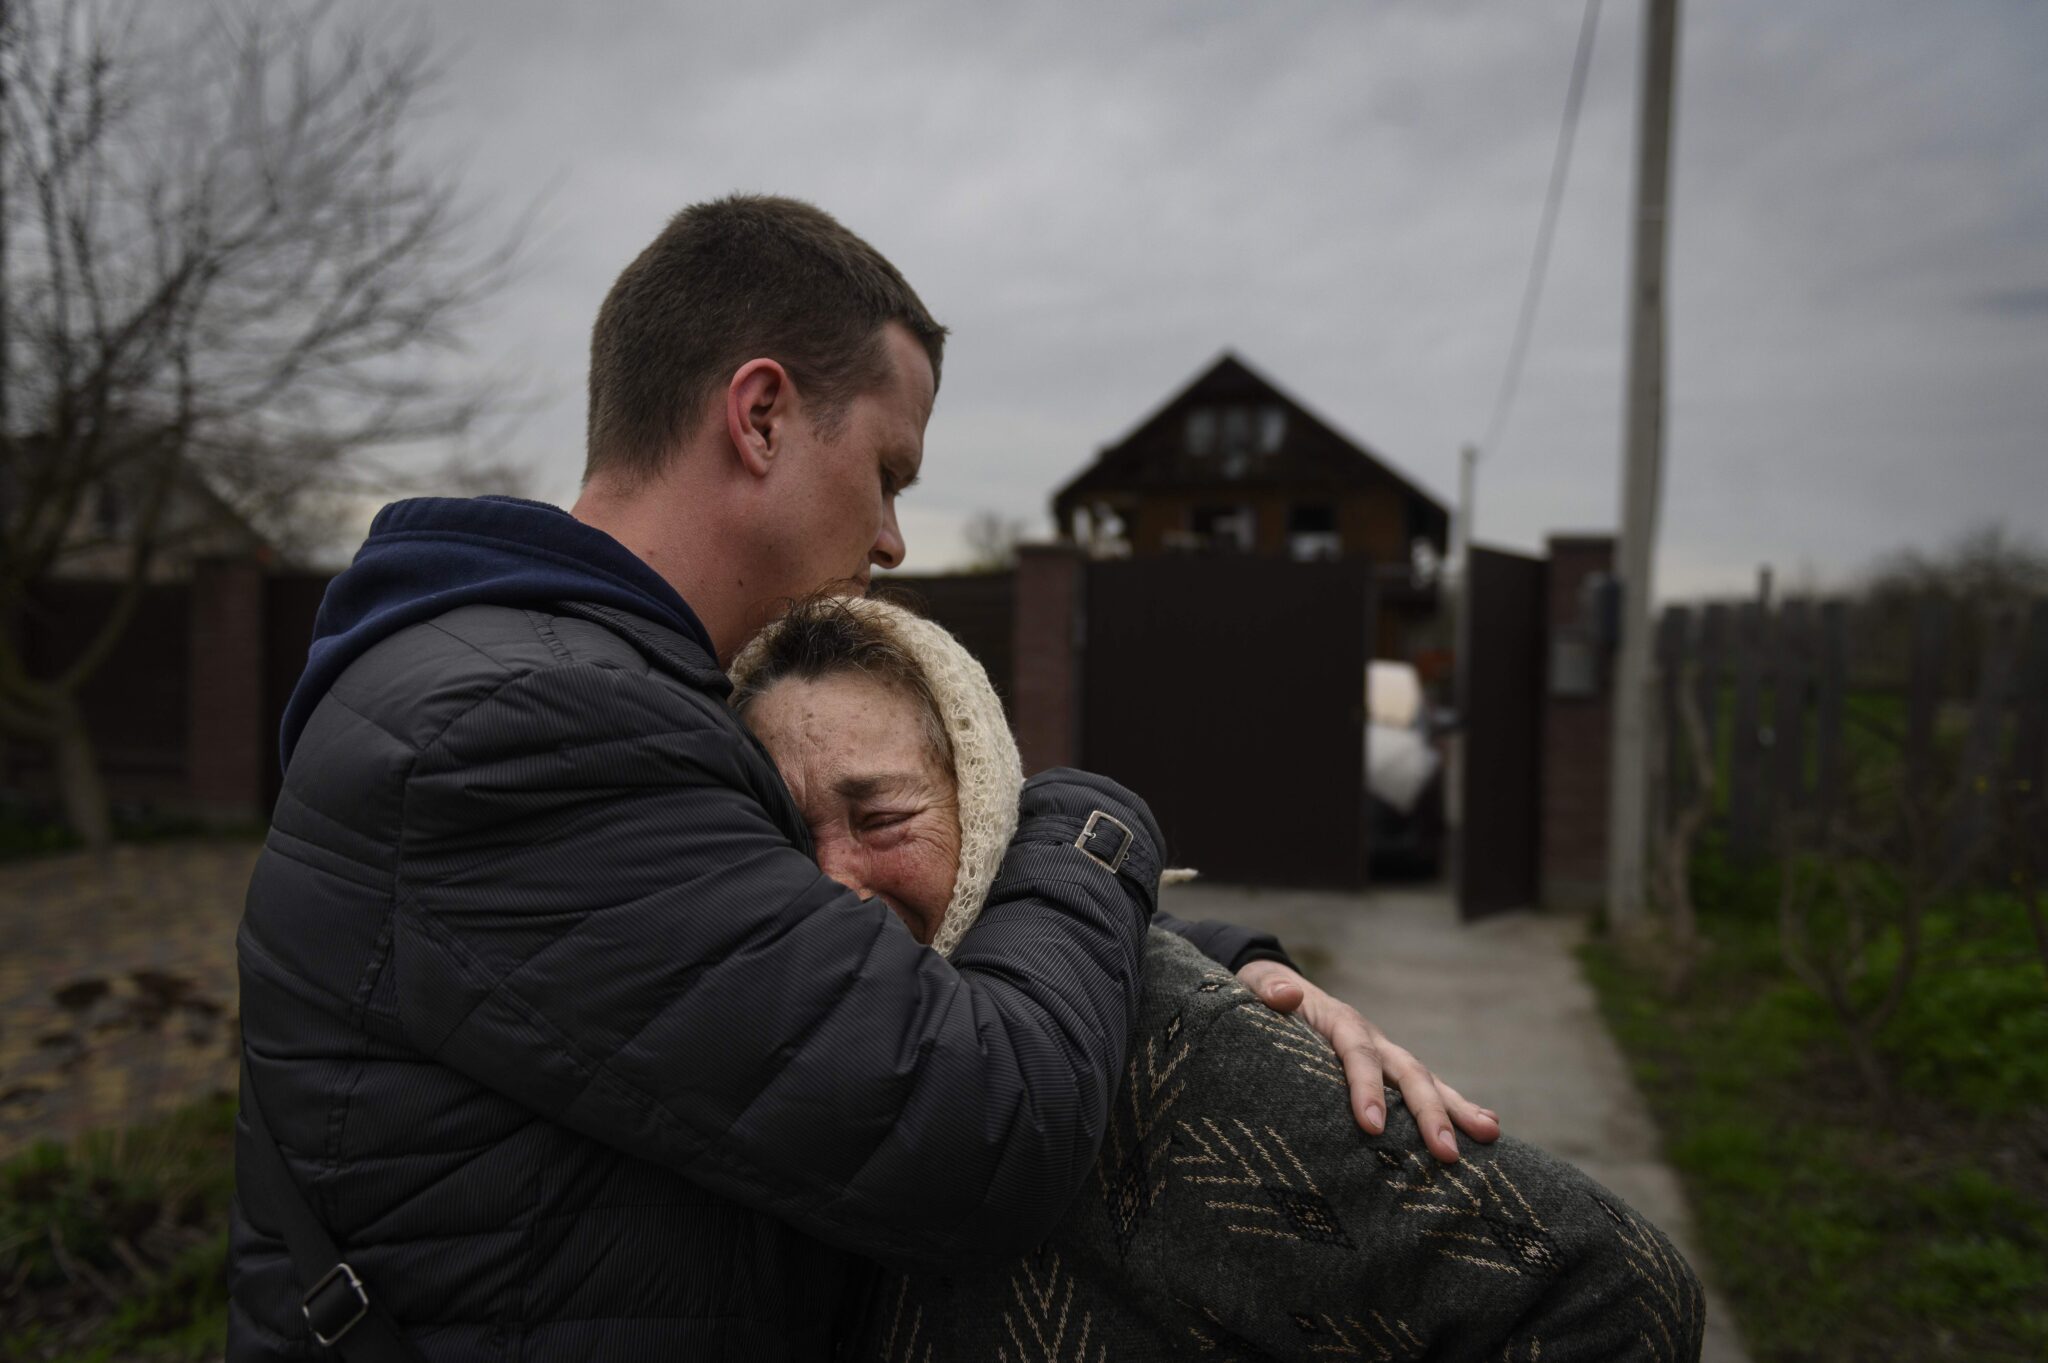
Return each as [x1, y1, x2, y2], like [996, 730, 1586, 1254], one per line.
[188, 557, 269, 824]
[1012, 544, 1084, 775]
[1540, 534, 1616, 911]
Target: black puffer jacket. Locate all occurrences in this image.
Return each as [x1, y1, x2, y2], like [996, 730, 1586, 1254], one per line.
[229, 596, 1176, 1361]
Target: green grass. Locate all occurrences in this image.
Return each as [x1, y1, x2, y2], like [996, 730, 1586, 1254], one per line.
[0, 810, 84, 862]
[1581, 863, 2048, 1361]
[0, 1097, 234, 1361]
[1877, 895, 2048, 1116]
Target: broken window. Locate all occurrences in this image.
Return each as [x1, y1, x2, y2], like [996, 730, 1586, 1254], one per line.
[1188, 504, 1255, 553]
[1287, 503, 1340, 561]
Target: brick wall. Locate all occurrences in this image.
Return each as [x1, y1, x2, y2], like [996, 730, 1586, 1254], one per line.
[1540, 535, 1616, 911]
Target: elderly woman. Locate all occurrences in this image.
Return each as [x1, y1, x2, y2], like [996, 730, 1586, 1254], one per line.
[731, 595, 1705, 1362]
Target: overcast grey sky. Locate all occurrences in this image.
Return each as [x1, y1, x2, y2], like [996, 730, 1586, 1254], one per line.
[370, 0, 2047, 597]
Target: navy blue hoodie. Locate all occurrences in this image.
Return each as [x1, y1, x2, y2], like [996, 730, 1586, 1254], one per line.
[278, 496, 714, 769]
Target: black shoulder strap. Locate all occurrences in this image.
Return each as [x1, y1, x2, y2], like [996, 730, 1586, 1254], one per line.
[238, 1058, 429, 1362]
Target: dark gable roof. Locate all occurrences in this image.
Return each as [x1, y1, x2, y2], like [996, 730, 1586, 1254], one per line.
[1052, 351, 1448, 515]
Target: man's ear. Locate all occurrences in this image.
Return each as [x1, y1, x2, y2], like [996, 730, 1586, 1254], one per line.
[725, 358, 791, 480]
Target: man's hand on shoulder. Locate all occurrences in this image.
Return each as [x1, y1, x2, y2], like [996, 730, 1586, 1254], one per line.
[1235, 960, 1500, 1164]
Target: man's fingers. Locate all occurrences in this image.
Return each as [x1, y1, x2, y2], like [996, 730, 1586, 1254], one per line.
[1235, 961, 1306, 1015]
[1410, 1093, 1459, 1163]
[1384, 1051, 1460, 1164]
[1259, 977, 1305, 1013]
[1277, 982, 1495, 1163]
[1437, 1079, 1502, 1143]
[1336, 1035, 1386, 1134]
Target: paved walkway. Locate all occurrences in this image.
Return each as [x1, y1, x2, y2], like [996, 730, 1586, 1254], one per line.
[1161, 879, 1752, 1363]
[0, 840, 257, 1158]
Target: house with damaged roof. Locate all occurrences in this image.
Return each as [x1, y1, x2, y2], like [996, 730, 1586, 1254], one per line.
[1050, 351, 1449, 657]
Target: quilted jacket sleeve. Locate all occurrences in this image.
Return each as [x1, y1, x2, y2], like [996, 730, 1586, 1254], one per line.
[390, 659, 1159, 1270]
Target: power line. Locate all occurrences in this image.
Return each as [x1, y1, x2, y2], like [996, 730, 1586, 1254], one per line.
[1478, 0, 1604, 462]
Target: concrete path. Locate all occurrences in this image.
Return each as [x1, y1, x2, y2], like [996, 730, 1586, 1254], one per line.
[1162, 879, 1752, 1363]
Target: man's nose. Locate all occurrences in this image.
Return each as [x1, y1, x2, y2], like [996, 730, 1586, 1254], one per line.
[870, 502, 905, 571]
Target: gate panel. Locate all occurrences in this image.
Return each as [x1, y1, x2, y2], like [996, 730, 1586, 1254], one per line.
[1081, 557, 1371, 888]
[1458, 546, 1546, 919]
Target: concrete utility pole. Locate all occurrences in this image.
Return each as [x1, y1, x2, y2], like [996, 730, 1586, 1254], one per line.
[1605, 0, 1681, 932]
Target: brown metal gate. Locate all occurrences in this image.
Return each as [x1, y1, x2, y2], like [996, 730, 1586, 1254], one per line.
[1457, 545, 1546, 919]
[1080, 557, 1373, 888]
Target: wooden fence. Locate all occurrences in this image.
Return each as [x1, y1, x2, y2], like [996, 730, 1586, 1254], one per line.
[1654, 595, 2048, 864]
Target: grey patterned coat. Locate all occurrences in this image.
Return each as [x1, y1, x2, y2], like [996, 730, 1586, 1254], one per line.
[858, 929, 1706, 1362]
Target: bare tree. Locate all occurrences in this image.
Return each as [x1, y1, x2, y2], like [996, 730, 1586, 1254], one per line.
[963, 510, 1028, 573]
[0, 0, 521, 845]
[1863, 522, 2048, 609]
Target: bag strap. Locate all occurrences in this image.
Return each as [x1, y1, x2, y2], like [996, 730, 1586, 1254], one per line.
[239, 1057, 430, 1362]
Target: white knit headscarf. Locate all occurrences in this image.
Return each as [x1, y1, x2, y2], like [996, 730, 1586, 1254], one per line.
[729, 596, 1023, 957]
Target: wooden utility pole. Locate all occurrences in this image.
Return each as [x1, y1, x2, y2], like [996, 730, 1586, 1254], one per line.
[1605, 0, 1682, 932]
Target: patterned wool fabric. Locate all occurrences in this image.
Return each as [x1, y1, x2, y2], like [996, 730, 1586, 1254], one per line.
[857, 929, 1706, 1362]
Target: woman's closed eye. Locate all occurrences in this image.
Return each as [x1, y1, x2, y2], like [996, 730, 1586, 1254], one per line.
[859, 808, 918, 839]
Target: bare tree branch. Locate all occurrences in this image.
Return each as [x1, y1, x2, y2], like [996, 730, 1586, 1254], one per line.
[0, 0, 525, 842]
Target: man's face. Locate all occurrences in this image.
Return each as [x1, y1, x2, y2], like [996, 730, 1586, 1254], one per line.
[767, 323, 935, 599]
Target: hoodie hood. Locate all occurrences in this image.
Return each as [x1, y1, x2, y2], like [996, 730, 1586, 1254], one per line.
[278, 496, 714, 769]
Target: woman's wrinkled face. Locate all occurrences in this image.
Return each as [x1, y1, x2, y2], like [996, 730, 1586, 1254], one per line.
[744, 671, 961, 944]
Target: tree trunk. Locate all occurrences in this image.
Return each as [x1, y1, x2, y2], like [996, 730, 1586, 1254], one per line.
[50, 694, 113, 851]
[1841, 1022, 1893, 1110]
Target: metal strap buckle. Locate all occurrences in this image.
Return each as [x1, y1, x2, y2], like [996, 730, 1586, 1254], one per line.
[302, 1261, 370, 1347]
[1075, 810, 1134, 873]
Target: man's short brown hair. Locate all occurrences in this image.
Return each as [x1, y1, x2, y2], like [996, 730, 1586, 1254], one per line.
[584, 195, 947, 484]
